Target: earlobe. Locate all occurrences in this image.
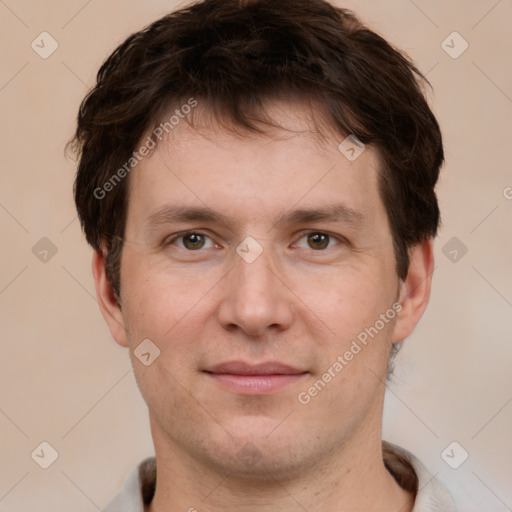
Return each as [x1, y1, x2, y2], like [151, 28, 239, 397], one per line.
[393, 239, 434, 343]
[91, 249, 129, 347]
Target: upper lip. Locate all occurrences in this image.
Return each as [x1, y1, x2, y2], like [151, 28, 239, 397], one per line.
[205, 361, 306, 375]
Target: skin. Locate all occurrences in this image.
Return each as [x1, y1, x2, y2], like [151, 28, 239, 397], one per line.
[93, 101, 433, 512]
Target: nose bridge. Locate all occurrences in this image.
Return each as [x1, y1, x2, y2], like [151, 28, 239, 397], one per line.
[236, 242, 274, 301]
[217, 236, 293, 335]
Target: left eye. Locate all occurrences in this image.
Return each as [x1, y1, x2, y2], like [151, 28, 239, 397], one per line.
[294, 232, 339, 250]
[171, 232, 215, 250]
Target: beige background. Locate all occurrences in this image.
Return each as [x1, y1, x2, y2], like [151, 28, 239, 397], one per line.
[1, 0, 511, 510]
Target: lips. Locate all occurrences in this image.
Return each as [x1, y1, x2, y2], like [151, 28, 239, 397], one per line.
[203, 361, 308, 395]
[205, 361, 306, 376]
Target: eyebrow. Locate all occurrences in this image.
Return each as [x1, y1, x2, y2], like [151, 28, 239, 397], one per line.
[276, 204, 365, 228]
[145, 203, 366, 230]
[146, 205, 231, 229]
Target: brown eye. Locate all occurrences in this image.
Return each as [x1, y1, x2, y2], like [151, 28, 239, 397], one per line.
[307, 232, 330, 250]
[182, 233, 206, 250]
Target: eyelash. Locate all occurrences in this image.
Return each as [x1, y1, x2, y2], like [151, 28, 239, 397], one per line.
[164, 230, 344, 251]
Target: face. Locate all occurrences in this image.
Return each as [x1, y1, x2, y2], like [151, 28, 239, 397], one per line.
[94, 101, 431, 479]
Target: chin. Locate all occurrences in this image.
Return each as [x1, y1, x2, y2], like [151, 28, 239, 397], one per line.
[202, 422, 314, 482]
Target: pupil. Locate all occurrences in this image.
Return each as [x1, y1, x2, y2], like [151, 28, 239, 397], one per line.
[308, 233, 328, 250]
[184, 233, 204, 249]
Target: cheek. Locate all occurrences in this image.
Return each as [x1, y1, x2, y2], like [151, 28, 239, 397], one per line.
[295, 264, 397, 344]
[120, 251, 205, 340]
[121, 266, 208, 409]
[119, 255, 221, 394]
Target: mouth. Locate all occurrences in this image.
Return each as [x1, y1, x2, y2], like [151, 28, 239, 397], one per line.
[203, 361, 308, 395]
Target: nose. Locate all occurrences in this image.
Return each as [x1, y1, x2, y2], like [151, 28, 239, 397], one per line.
[216, 241, 294, 337]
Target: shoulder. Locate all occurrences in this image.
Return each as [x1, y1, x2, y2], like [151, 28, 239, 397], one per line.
[383, 441, 457, 512]
[103, 457, 157, 512]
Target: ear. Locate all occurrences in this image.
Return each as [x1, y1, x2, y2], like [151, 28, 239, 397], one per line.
[393, 239, 434, 343]
[92, 249, 129, 347]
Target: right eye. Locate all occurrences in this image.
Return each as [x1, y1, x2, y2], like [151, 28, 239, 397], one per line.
[166, 231, 216, 250]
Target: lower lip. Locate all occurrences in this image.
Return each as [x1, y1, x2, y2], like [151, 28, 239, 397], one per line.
[205, 373, 307, 395]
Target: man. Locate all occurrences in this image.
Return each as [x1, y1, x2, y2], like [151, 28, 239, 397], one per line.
[69, 0, 456, 510]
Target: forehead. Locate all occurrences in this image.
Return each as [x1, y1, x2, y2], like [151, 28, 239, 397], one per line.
[126, 100, 386, 231]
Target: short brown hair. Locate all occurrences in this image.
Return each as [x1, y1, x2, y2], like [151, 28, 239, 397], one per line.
[69, 0, 443, 300]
